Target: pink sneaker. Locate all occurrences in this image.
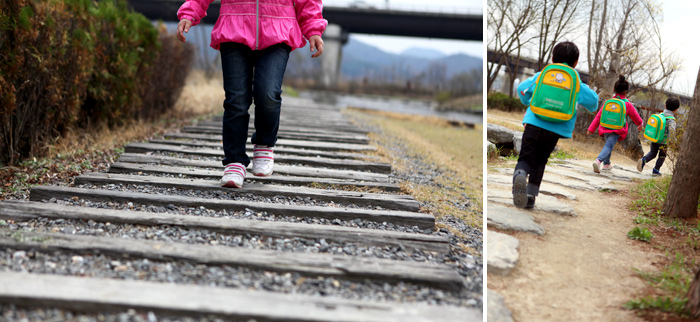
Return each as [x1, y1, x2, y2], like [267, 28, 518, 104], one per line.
[251, 145, 274, 176]
[221, 163, 246, 188]
[602, 163, 612, 171]
[592, 159, 601, 173]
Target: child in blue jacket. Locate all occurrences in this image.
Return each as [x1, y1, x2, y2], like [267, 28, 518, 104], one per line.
[514, 42, 599, 208]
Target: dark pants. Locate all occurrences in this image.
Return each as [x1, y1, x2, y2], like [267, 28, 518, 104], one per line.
[642, 142, 667, 170]
[515, 124, 562, 189]
[220, 42, 291, 167]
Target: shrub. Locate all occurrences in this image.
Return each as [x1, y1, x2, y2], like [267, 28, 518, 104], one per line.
[0, 0, 194, 166]
[487, 92, 524, 112]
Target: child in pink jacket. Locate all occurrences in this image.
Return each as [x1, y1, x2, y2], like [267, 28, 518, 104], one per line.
[176, 0, 327, 188]
[587, 75, 644, 173]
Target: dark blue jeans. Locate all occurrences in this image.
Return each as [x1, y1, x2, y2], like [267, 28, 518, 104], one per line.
[220, 42, 291, 167]
[596, 133, 620, 165]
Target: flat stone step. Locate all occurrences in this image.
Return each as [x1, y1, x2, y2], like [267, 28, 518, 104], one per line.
[0, 201, 448, 253]
[487, 204, 545, 236]
[487, 231, 519, 277]
[29, 186, 432, 229]
[488, 174, 576, 200]
[182, 126, 370, 145]
[108, 162, 400, 192]
[118, 153, 390, 181]
[493, 168, 612, 192]
[71, 172, 419, 212]
[0, 272, 480, 322]
[487, 289, 514, 322]
[157, 134, 376, 152]
[125, 142, 376, 161]
[488, 189, 577, 217]
[0, 230, 463, 290]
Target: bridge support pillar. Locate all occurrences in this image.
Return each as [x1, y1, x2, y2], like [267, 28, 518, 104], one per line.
[320, 24, 348, 88]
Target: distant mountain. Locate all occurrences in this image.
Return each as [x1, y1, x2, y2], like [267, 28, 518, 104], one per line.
[340, 37, 482, 79]
[400, 47, 446, 60]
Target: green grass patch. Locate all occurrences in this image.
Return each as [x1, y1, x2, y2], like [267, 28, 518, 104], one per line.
[551, 149, 575, 160]
[626, 253, 694, 316]
[628, 226, 653, 242]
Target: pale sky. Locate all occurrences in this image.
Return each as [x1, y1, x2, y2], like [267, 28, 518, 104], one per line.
[659, 2, 700, 96]
[326, 0, 484, 58]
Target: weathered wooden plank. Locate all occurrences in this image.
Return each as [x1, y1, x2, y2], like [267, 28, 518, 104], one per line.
[72, 172, 418, 211]
[196, 120, 369, 134]
[155, 135, 376, 152]
[0, 230, 462, 289]
[29, 186, 431, 228]
[122, 145, 392, 173]
[124, 142, 377, 161]
[0, 201, 447, 253]
[182, 126, 370, 144]
[0, 272, 480, 322]
[117, 153, 390, 182]
[108, 162, 400, 192]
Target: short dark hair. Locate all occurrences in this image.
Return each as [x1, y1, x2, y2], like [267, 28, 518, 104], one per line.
[666, 97, 680, 111]
[614, 75, 629, 94]
[552, 42, 579, 66]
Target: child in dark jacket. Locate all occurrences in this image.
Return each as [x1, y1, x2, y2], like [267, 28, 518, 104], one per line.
[637, 97, 680, 176]
[587, 75, 644, 173]
[514, 42, 599, 208]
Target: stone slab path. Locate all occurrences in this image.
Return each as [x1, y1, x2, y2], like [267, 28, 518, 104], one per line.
[487, 154, 656, 321]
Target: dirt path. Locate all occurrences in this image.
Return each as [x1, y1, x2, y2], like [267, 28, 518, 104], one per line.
[487, 112, 661, 321]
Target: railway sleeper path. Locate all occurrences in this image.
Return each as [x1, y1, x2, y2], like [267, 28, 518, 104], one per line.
[0, 102, 481, 321]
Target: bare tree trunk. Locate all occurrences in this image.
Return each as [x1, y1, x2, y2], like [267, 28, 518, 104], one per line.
[586, 0, 595, 73]
[591, 0, 607, 88]
[687, 264, 700, 318]
[663, 67, 700, 218]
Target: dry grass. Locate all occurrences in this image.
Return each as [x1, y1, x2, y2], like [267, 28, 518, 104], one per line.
[1, 70, 224, 199]
[345, 108, 483, 229]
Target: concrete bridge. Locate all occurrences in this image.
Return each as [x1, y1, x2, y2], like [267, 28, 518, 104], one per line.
[126, 0, 482, 87]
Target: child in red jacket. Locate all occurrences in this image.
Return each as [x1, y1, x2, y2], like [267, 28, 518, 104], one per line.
[587, 75, 644, 173]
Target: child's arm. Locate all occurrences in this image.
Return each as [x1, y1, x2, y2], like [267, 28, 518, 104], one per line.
[626, 102, 644, 130]
[295, 0, 327, 38]
[587, 105, 603, 134]
[578, 83, 599, 113]
[176, 0, 214, 42]
[178, 0, 214, 26]
[517, 73, 539, 106]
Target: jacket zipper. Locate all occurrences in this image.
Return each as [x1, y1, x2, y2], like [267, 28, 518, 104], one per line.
[255, 0, 259, 50]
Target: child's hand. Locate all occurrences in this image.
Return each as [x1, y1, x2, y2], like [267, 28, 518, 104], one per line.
[637, 125, 643, 131]
[587, 131, 594, 135]
[309, 35, 324, 58]
[177, 19, 192, 43]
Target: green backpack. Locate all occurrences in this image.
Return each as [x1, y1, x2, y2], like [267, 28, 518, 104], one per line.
[644, 113, 675, 143]
[529, 63, 581, 122]
[600, 98, 628, 130]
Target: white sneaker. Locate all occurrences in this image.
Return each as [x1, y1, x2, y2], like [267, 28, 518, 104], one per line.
[251, 145, 274, 176]
[592, 159, 601, 173]
[221, 163, 246, 188]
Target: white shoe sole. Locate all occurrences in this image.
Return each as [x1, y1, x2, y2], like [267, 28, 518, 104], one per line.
[592, 162, 600, 173]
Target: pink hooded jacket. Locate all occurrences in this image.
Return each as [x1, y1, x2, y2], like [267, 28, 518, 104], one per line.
[587, 94, 644, 141]
[177, 0, 327, 51]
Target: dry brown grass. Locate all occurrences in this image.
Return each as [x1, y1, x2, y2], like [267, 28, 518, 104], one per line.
[44, 70, 223, 158]
[345, 108, 483, 229]
[2, 70, 224, 199]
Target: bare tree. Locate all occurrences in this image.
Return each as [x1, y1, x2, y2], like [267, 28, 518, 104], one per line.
[535, 0, 584, 70]
[486, 0, 539, 92]
[663, 67, 700, 218]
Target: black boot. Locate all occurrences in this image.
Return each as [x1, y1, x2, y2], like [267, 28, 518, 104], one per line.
[525, 184, 539, 209]
[512, 169, 528, 208]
